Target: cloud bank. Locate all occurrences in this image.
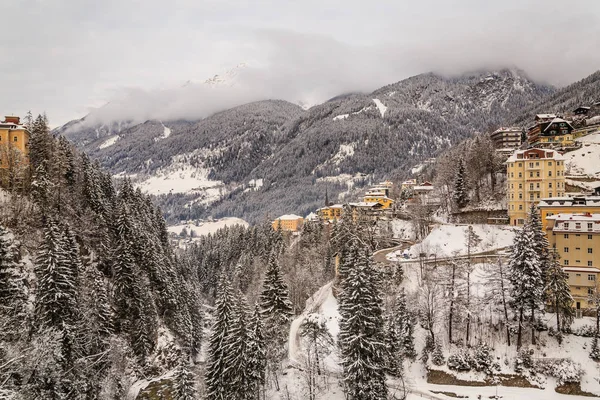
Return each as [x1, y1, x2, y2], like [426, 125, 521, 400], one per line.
[1, 0, 599, 126]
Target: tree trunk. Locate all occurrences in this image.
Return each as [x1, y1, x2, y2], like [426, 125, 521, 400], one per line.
[517, 307, 524, 349]
[466, 269, 471, 345]
[531, 303, 536, 346]
[449, 263, 456, 344]
[555, 297, 561, 335]
[500, 267, 511, 347]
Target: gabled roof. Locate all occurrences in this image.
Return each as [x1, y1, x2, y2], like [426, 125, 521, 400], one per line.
[535, 113, 556, 120]
[274, 214, 303, 221]
[543, 117, 574, 133]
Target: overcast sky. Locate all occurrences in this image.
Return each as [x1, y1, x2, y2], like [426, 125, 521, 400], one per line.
[2, 0, 600, 127]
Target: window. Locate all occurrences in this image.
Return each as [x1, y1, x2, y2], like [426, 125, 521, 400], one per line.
[549, 182, 552, 188]
[518, 183, 522, 189]
[536, 171, 540, 177]
[564, 247, 569, 253]
[549, 162, 553, 166]
[519, 205, 523, 210]
[589, 223, 593, 230]
[536, 162, 539, 166]
[589, 261, 594, 267]
[589, 274, 596, 281]
[576, 273, 581, 277]
[589, 248, 593, 254]
[529, 172, 533, 177]
[529, 162, 533, 168]
[576, 260, 581, 263]
[13, 136, 17, 142]
[548, 171, 552, 177]
[549, 192, 553, 197]
[530, 183, 534, 190]
[564, 260, 569, 265]
[589, 288, 595, 295]
[564, 223, 569, 229]
[589, 235, 593, 240]
[518, 173, 522, 178]
[518, 163, 522, 167]
[576, 223, 581, 229]
[564, 234, 569, 239]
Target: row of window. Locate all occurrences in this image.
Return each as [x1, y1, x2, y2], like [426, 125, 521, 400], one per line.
[563, 222, 595, 230]
[508, 161, 563, 168]
[509, 170, 562, 178]
[0, 136, 19, 142]
[509, 182, 563, 190]
[568, 272, 596, 280]
[563, 247, 593, 253]
[562, 234, 595, 239]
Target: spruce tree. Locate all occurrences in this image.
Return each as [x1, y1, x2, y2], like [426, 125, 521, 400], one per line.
[453, 157, 468, 209]
[173, 356, 197, 400]
[546, 252, 574, 341]
[248, 304, 266, 399]
[205, 276, 236, 400]
[338, 244, 387, 400]
[508, 218, 543, 349]
[0, 226, 27, 338]
[394, 288, 416, 359]
[431, 341, 445, 366]
[590, 335, 600, 362]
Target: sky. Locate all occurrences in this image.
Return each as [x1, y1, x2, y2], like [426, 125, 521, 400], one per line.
[1, 0, 600, 127]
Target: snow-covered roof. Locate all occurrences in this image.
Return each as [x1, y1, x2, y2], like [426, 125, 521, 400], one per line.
[274, 214, 304, 221]
[547, 213, 600, 222]
[348, 202, 382, 208]
[542, 117, 574, 133]
[305, 212, 318, 220]
[563, 266, 600, 273]
[492, 126, 521, 133]
[536, 113, 556, 120]
[330, 204, 344, 209]
[506, 148, 566, 162]
[364, 191, 387, 197]
[539, 196, 600, 207]
[414, 186, 434, 191]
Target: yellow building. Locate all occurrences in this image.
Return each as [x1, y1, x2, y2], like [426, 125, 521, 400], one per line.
[363, 190, 394, 209]
[0, 116, 29, 169]
[317, 204, 344, 222]
[546, 213, 600, 310]
[272, 214, 304, 232]
[506, 148, 566, 225]
[538, 196, 600, 230]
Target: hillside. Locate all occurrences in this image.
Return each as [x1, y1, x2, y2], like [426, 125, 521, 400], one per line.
[57, 69, 554, 223]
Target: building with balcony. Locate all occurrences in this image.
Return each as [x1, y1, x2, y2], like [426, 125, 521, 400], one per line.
[506, 148, 566, 225]
[546, 213, 600, 310]
[490, 126, 523, 149]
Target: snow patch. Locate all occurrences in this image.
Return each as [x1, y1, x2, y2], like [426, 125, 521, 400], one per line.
[330, 143, 356, 165]
[372, 98, 388, 117]
[99, 135, 119, 149]
[136, 164, 223, 198]
[168, 218, 248, 237]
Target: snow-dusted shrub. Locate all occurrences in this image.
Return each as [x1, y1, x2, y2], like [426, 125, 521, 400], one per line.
[535, 359, 583, 384]
[534, 317, 548, 332]
[572, 324, 596, 337]
[514, 348, 534, 373]
[590, 336, 600, 362]
[447, 348, 473, 371]
[421, 335, 434, 363]
[471, 343, 497, 374]
[431, 342, 445, 366]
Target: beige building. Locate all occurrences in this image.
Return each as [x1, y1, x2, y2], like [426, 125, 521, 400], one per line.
[506, 148, 566, 225]
[490, 126, 522, 149]
[538, 196, 600, 230]
[0, 116, 29, 170]
[546, 213, 600, 310]
[272, 214, 304, 232]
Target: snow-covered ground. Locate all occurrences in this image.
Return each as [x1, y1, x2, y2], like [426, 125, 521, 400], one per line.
[136, 164, 224, 200]
[154, 122, 172, 142]
[372, 98, 388, 117]
[167, 218, 248, 237]
[391, 219, 416, 241]
[388, 223, 514, 261]
[567, 133, 600, 177]
[99, 135, 119, 149]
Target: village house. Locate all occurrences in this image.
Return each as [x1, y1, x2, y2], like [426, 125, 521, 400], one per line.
[0, 116, 29, 169]
[546, 213, 600, 311]
[506, 148, 566, 225]
[489, 126, 523, 149]
[363, 189, 394, 209]
[272, 214, 304, 232]
[527, 116, 575, 148]
[317, 204, 344, 222]
[538, 196, 600, 230]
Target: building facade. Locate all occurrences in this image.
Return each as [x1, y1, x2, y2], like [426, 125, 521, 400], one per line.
[538, 196, 600, 230]
[546, 213, 600, 310]
[272, 214, 304, 232]
[0, 116, 29, 169]
[490, 127, 522, 149]
[528, 117, 574, 148]
[506, 148, 566, 225]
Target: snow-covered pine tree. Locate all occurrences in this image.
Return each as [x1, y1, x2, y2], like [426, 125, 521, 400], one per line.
[590, 335, 600, 362]
[338, 244, 387, 400]
[173, 356, 197, 400]
[222, 291, 253, 400]
[453, 157, 468, 209]
[508, 218, 543, 349]
[205, 275, 236, 400]
[394, 288, 416, 359]
[431, 341, 445, 366]
[383, 314, 403, 376]
[0, 226, 27, 339]
[34, 217, 78, 330]
[248, 303, 266, 399]
[546, 252, 574, 341]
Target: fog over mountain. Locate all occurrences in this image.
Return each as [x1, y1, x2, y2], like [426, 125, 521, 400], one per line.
[2, 0, 599, 126]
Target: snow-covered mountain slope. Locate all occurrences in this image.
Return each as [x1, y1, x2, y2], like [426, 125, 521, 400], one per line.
[56, 69, 554, 223]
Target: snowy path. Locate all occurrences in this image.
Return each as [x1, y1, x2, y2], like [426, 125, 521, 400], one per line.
[288, 281, 335, 364]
